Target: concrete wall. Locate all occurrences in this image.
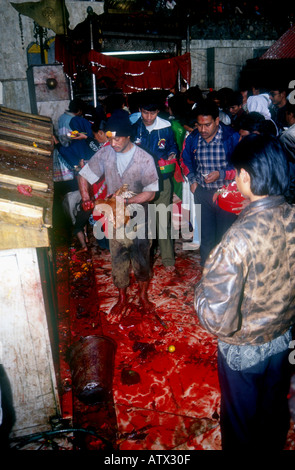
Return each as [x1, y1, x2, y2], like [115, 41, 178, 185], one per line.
[187, 39, 274, 91]
[0, 0, 275, 115]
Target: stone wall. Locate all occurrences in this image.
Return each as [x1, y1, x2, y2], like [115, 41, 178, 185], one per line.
[0, 0, 104, 113]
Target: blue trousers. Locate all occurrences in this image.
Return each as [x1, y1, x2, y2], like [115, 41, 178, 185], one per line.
[194, 185, 237, 265]
[217, 348, 291, 450]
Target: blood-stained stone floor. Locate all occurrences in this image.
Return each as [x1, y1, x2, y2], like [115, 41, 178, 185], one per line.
[54, 228, 295, 451]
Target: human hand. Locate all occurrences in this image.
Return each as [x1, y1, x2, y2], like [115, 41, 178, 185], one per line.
[203, 171, 220, 184]
[68, 131, 87, 140]
[212, 192, 219, 203]
[82, 199, 94, 211]
[190, 182, 198, 194]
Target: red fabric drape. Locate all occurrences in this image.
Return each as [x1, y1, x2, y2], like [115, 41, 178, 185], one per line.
[87, 51, 191, 93]
[55, 35, 191, 92]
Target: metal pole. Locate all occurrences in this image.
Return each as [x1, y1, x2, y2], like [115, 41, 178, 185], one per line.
[186, 12, 190, 90]
[186, 22, 190, 53]
[89, 10, 97, 108]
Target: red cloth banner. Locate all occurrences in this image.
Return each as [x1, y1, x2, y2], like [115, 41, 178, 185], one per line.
[84, 51, 191, 93]
[55, 33, 191, 92]
[87, 51, 191, 93]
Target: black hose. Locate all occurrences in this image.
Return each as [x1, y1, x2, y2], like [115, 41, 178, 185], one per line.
[9, 427, 113, 450]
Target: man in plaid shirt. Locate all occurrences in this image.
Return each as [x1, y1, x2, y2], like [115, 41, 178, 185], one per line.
[182, 99, 240, 265]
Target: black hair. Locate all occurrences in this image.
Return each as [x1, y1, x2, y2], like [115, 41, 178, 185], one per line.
[238, 112, 278, 136]
[68, 98, 84, 114]
[238, 112, 265, 132]
[168, 93, 189, 122]
[228, 91, 243, 107]
[193, 98, 219, 120]
[91, 119, 106, 133]
[257, 119, 278, 137]
[217, 87, 234, 108]
[138, 90, 163, 111]
[103, 93, 125, 114]
[269, 86, 288, 95]
[184, 85, 203, 103]
[231, 134, 289, 196]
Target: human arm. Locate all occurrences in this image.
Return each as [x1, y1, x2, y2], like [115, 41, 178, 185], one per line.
[217, 127, 240, 180]
[181, 132, 198, 184]
[194, 232, 246, 339]
[124, 191, 155, 205]
[202, 169, 236, 184]
[166, 127, 179, 160]
[68, 132, 88, 141]
[77, 174, 95, 211]
[190, 182, 198, 194]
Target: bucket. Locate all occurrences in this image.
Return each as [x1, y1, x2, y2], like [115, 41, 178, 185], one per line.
[69, 335, 116, 405]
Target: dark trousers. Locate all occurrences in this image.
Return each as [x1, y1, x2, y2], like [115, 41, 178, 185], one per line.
[109, 234, 151, 289]
[217, 348, 291, 451]
[194, 185, 237, 265]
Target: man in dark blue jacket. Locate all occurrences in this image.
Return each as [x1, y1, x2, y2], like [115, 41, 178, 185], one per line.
[182, 99, 240, 265]
[132, 92, 179, 272]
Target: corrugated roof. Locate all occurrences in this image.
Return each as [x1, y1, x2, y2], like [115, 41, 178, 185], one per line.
[261, 24, 295, 59]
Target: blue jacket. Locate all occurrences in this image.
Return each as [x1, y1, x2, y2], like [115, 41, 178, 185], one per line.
[182, 123, 240, 185]
[58, 116, 100, 167]
[132, 116, 178, 180]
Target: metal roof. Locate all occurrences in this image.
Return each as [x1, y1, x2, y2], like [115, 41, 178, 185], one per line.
[261, 24, 295, 59]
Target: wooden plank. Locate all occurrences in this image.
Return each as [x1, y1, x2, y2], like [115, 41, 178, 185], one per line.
[0, 186, 53, 229]
[0, 198, 45, 226]
[0, 138, 52, 157]
[0, 145, 54, 164]
[0, 173, 49, 191]
[0, 133, 53, 154]
[0, 115, 53, 134]
[0, 106, 54, 249]
[0, 106, 52, 123]
[0, 127, 52, 146]
[0, 222, 50, 249]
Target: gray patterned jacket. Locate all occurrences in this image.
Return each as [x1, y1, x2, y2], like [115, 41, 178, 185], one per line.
[194, 195, 295, 346]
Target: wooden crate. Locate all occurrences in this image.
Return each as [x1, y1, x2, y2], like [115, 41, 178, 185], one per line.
[0, 107, 60, 438]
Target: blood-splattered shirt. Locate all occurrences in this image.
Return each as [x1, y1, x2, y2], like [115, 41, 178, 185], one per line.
[79, 143, 159, 196]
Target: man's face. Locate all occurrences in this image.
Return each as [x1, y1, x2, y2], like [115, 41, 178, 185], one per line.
[229, 104, 241, 116]
[109, 135, 131, 153]
[94, 130, 107, 144]
[235, 168, 248, 197]
[195, 115, 220, 142]
[269, 90, 285, 107]
[286, 111, 294, 126]
[141, 108, 159, 127]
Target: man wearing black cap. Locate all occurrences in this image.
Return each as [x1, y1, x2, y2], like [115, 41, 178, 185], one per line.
[78, 109, 159, 322]
[132, 92, 179, 272]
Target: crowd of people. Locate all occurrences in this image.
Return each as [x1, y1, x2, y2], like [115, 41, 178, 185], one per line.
[52, 82, 295, 292]
[53, 83, 295, 257]
[52, 82, 295, 451]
